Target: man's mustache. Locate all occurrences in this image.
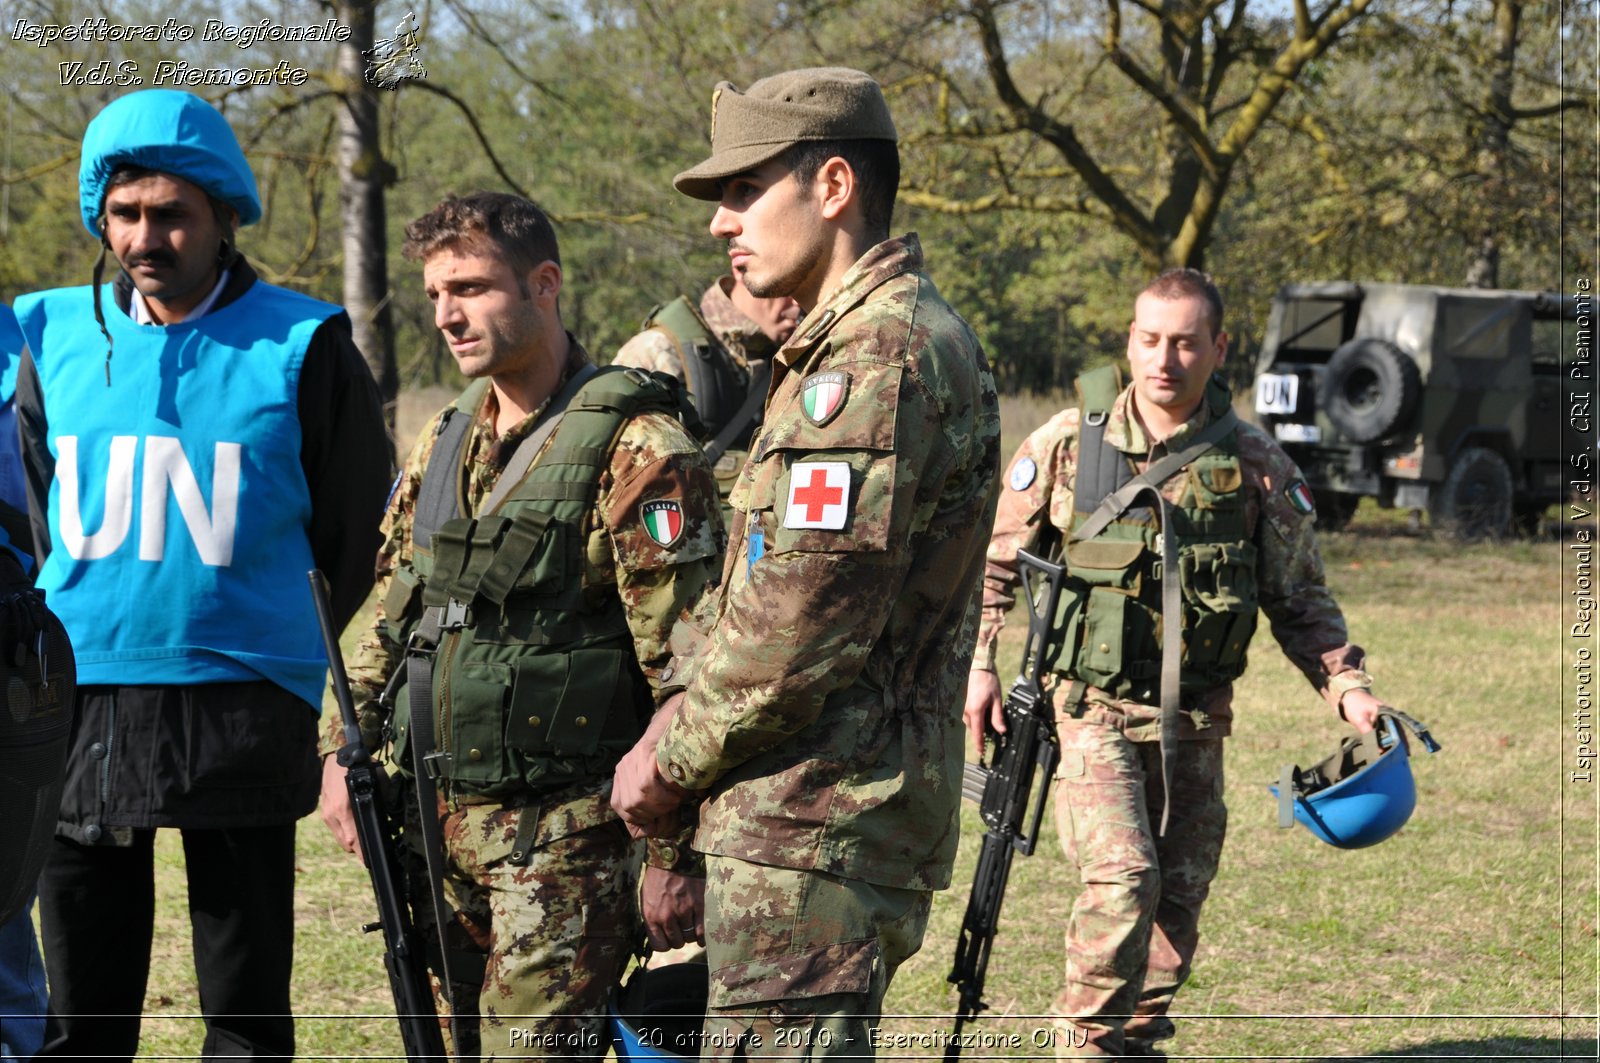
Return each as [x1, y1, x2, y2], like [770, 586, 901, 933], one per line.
[125, 251, 177, 270]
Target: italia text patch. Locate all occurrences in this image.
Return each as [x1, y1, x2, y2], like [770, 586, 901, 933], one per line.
[801, 371, 849, 427]
[1286, 479, 1316, 515]
[784, 462, 850, 530]
[640, 499, 685, 547]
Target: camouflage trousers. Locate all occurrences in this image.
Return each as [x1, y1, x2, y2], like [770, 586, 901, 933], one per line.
[701, 856, 931, 1060]
[408, 787, 641, 1061]
[1050, 716, 1227, 1060]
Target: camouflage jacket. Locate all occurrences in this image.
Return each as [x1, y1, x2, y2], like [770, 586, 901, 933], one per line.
[975, 382, 1371, 741]
[654, 235, 1001, 891]
[613, 274, 782, 378]
[329, 339, 724, 866]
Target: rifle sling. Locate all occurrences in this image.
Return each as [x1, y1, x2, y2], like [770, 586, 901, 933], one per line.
[405, 608, 464, 1046]
[1069, 409, 1238, 836]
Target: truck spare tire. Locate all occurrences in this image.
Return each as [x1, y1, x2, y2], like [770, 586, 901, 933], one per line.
[1318, 337, 1422, 443]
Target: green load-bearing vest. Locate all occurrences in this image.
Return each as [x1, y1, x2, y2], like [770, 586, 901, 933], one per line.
[642, 296, 753, 446]
[382, 368, 679, 799]
[1055, 366, 1261, 702]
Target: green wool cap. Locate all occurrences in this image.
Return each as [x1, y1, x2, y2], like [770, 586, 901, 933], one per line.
[673, 67, 897, 201]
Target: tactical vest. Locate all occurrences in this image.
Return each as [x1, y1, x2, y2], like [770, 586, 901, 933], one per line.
[382, 367, 678, 799]
[642, 296, 754, 448]
[1054, 366, 1260, 702]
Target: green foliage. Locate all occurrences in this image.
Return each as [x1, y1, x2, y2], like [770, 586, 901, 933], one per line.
[3, 0, 1584, 395]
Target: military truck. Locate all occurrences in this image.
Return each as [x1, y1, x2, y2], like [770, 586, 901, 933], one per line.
[1250, 281, 1583, 539]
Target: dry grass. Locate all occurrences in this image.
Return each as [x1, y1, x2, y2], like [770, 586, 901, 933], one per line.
[92, 390, 1596, 1060]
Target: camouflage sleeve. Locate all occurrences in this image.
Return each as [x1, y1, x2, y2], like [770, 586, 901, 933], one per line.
[596, 410, 725, 695]
[973, 409, 1078, 671]
[1244, 425, 1371, 710]
[318, 412, 443, 757]
[654, 353, 959, 791]
[612, 329, 685, 383]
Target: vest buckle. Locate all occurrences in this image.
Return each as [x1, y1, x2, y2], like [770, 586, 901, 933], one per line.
[440, 597, 471, 632]
[421, 750, 453, 780]
[1085, 409, 1108, 427]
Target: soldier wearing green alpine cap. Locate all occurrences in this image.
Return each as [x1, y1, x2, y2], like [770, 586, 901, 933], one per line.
[612, 67, 1002, 1058]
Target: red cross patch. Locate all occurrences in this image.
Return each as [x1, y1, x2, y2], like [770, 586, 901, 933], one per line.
[783, 462, 850, 530]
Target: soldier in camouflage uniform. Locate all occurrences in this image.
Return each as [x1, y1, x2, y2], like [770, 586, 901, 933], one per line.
[318, 193, 724, 1061]
[966, 269, 1388, 1060]
[611, 67, 1001, 1059]
[615, 274, 800, 501]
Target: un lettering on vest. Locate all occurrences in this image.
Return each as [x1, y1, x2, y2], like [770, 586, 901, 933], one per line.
[56, 435, 240, 566]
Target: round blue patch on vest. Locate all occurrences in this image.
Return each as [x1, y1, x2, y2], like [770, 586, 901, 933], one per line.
[1009, 456, 1037, 492]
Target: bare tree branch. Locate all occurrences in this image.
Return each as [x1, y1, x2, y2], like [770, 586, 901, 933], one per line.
[969, 0, 1158, 255]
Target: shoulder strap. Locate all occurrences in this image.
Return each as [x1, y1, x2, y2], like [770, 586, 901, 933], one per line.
[1074, 363, 1124, 412]
[1073, 365, 1132, 515]
[484, 364, 678, 516]
[1071, 408, 1239, 544]
[414, 378, 490, 551]
[704, 358, 771, 466]
[479, 362, 601, 517]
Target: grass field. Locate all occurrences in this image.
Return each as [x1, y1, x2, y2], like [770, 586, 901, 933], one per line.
[48, 391, 1598, 1061]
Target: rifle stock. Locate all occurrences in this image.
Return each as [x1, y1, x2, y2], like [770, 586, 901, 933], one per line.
[310, 570, 448, 1062]
[945, 550, 1065, 1061]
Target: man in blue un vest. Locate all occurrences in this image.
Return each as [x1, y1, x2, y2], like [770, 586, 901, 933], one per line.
[13, 89, 391, 1060]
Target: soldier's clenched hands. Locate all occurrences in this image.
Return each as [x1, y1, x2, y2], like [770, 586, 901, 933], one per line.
[641, 866, 705, 951]
[964, 669, 1006, 757]
[612, 693, 691, 838]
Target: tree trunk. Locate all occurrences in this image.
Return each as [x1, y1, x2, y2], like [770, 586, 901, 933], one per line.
[336, 0, 398, 426]
[1466, 0, 1521, 289]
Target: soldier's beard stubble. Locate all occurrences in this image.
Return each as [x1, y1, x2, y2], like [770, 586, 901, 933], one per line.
[733, 244, 822, 307]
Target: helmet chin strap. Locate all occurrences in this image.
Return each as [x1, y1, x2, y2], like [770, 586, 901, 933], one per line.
[92, 223, 114, 386]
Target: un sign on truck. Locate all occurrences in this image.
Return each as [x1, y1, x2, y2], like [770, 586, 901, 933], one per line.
[1250, 281, 1587, 540]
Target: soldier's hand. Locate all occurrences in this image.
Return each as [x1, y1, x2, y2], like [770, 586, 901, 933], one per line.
[641, 866, 705, 952]
[1339, 689, 1384, 734]
[964, 669, 1005, 756]
[613, 696, 691, 838]
[319, 753, 362, 857]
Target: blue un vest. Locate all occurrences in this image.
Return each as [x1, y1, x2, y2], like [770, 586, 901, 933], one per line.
[13, 282, 339, 707]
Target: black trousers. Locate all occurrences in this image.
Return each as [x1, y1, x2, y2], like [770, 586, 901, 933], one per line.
[36, 824, 298, 1061]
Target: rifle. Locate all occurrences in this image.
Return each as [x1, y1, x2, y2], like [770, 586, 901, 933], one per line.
[309, 570, 448, 1062]
[946, 549, 1066, 1061]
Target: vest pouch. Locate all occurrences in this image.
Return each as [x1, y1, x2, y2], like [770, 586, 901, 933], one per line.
[1064, 537, 1147, 590]
[1178, 542, 1259, 614]
[1074, 587, 1149, 691]
[506, 647, 625, 759]
[383, 568, 422, 644]
[1182, 608, 1259, 682]
[444, 658, 514, 791]
[477, 509, 565, 606]
[423, 520, 478, 609]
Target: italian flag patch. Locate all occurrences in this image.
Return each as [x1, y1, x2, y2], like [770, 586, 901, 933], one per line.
[640, 499, 684, 547]
[801, 371, 850, 426]
[1286, 479, 1317, 515]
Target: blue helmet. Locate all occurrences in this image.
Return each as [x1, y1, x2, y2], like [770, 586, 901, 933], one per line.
[78, 89, 261, 237]
[1269, 710, 1440, 849]
[610, 961, 708, 1061]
